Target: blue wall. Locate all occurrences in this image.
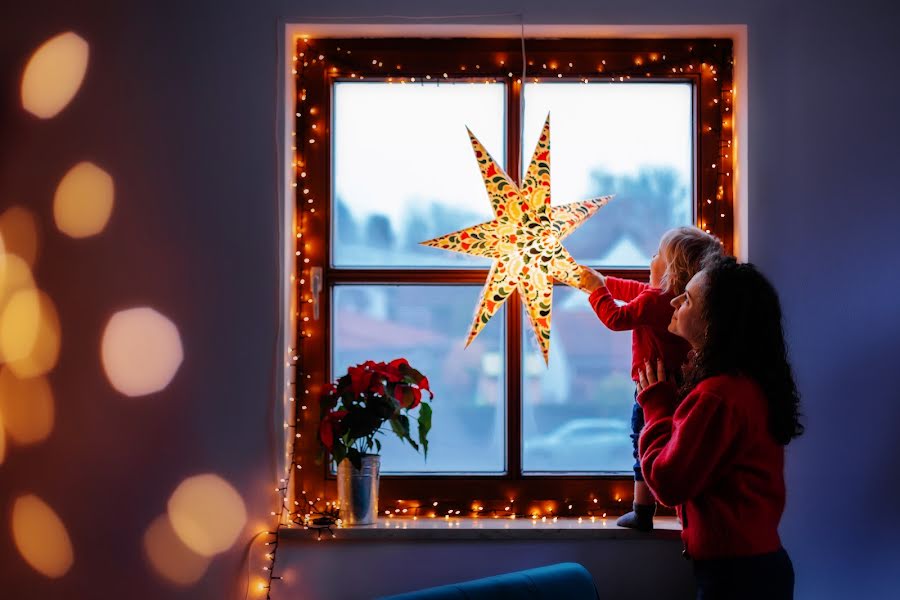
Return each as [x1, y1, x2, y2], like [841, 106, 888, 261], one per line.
[1, 1, 898, 598]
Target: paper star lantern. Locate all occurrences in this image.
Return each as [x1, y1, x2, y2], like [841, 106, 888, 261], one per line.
[422, 114, 613, 364]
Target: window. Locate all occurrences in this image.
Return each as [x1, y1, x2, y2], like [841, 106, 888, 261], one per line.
[293, 37, 734, 513]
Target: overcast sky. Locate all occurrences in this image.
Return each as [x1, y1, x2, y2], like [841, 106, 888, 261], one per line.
[333, 81, 692, 224]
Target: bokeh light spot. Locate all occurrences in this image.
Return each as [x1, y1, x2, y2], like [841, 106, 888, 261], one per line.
[0, 289, 61, 378]
[0, 253, 36, 309]
[0, 410, 6, 465]
[54, 162, 114, 238]
[167, 474, 247, 557]
[11, 494, 74, 578]
[0, 368, 54, 445]
[0, 289, 39, 362]
[21, 32, 89, 119]
[101, 307, 183, 397]
[0, 207, 40, 268]
[143, 514, 210, 586]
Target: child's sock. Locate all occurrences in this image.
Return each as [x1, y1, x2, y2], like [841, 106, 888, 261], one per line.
[616, 502, 656, 531]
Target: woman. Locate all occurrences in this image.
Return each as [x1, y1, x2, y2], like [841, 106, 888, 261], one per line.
[636, 255, 803, 599]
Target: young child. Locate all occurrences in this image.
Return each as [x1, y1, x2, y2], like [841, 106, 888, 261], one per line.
[580, 227, 722, 530]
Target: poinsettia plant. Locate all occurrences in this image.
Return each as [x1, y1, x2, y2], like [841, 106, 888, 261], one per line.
[318, 358, 433, 471]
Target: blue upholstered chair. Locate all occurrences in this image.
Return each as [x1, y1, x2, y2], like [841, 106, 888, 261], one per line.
[378, 562, 600, 600]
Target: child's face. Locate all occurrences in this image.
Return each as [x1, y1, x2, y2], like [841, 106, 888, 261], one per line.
[649, 244, 667, 288]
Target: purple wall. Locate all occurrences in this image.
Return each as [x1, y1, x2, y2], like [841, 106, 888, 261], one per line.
[1, 1, 898, 598]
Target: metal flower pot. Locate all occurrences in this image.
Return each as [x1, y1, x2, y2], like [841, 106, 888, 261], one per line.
[337, 454, 380, 526]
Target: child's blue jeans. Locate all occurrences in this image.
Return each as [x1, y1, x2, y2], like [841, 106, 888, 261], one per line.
[630, 388, 645, 481]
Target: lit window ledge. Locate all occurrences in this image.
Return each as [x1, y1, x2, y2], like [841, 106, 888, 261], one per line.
[280, 516, 681, 542]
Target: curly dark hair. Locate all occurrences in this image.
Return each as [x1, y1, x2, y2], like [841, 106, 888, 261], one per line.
[681, 255, 804, 445]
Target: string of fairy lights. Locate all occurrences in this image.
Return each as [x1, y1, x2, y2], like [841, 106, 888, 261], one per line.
[250, 33, 735, 598]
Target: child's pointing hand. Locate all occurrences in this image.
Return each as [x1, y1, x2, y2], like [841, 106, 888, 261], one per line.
[578, 265, 606, 293]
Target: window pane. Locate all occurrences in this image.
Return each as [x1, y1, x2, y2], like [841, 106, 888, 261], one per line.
[523, 82, 693, 267]
[332, 285, 505, 473]
[521, 287, 634, 473]
[333, 82, 505, 268]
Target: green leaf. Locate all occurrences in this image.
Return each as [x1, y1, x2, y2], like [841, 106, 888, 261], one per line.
[371, 394, 395, 420]
[331, 441, 347, 467]
[347, 447, 362, 471]
[400, 415, 419, 451]
[417, 403, 432, 460]
[374, 438, 382, 454]
[389, 416, 409, 445]
[340, 389, 355, 406]
[389, 415, 421, 451]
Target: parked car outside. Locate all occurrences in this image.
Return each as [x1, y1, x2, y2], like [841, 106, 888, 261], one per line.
[524, 418, 634, 473]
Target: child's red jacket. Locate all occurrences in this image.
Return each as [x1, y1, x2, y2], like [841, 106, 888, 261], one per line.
[588, 276, 691, 381]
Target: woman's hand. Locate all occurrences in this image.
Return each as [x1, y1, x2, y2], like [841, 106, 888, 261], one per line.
[637, 358, 666, 392]
[579, 265, 606, 293]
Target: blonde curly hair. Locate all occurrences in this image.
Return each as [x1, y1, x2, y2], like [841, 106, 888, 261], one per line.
[659, 227, 723, 295]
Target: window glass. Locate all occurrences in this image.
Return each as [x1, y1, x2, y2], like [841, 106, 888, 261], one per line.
[523, 82, 693, 267]
[333, 82, 506, 268]
[521, 288, 635, 473]
[332, 284, 506, 473]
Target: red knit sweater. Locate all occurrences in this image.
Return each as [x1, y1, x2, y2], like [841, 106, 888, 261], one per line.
[638, 375, 786, 560]
[588, 277, 691, 381]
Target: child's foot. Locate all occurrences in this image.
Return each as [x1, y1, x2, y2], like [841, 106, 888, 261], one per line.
[616, 502, 655, 531]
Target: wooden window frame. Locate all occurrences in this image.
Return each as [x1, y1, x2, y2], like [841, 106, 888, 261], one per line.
[292, 37, 734, 517]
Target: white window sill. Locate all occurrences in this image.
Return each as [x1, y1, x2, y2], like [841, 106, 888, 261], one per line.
[281, 516, 681, 542]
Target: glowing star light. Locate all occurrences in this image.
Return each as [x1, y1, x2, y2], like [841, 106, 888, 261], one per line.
[422, 114, 613, 363]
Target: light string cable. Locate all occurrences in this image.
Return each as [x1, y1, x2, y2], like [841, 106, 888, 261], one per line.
[245, 19, 305, 599]
[255, 17, 741, 598]
[520, 16, 527, 178]
[279, 12, 523, 21]
[255, 14, 529, 598]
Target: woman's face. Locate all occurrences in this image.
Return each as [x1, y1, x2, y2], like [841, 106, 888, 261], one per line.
[669, 270, 708, 349]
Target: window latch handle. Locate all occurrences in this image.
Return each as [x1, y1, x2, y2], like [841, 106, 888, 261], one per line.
[310, 266, 323, 320]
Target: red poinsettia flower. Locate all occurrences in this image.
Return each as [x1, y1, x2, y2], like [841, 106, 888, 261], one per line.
[388, 358, 409, 370]
[418, 376, 434, 399]
[371, 364, 397, 382]
[320, 358, 434, 464]
[393, 384, 422, 409]
[319, 409, 348, 452]
[348, 365, 374, 396]
[372, 358, 408, 383]
[368, 377, 387, 396]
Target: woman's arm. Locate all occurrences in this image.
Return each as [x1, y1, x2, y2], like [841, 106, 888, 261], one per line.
[636, 379, 740, 507]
